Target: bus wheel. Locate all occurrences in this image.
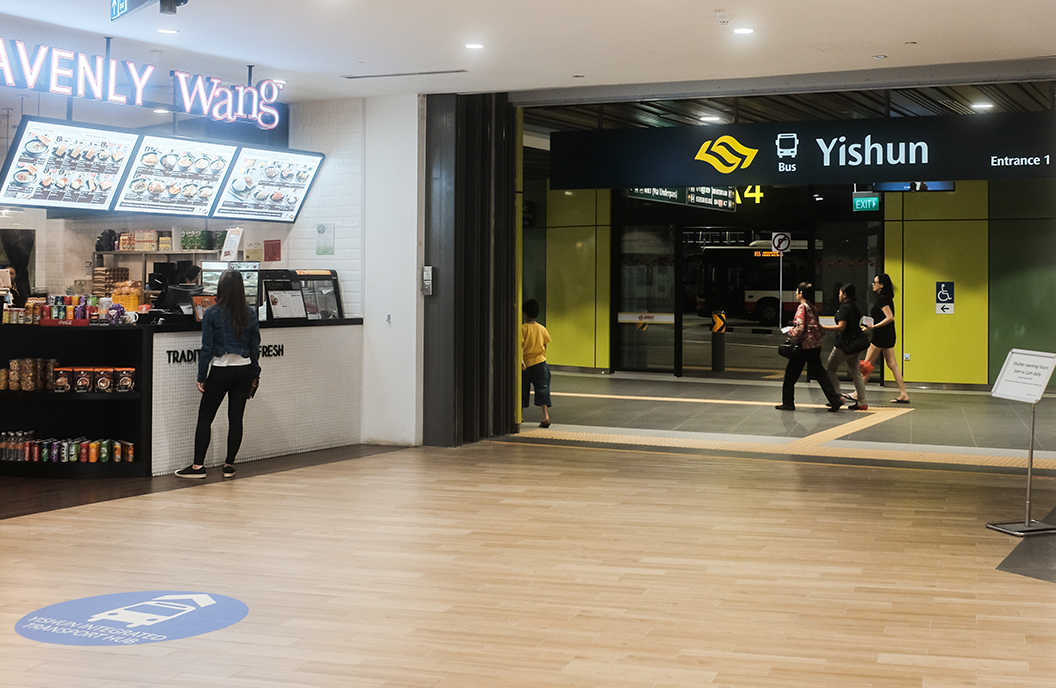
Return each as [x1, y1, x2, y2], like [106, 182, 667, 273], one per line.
[756, 298, 780, 326]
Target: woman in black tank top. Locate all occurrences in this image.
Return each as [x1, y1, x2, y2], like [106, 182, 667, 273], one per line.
[861, 273, 909, 403]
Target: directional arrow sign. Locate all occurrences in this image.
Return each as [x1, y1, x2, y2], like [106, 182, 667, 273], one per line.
[936, 281, 954, 314]
[112, 0, 154, 21]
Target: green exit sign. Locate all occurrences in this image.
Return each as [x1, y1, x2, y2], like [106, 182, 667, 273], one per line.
[852, 193, 880, 212]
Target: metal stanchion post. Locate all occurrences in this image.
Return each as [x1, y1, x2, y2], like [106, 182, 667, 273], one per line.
[711, 310, 725, 372]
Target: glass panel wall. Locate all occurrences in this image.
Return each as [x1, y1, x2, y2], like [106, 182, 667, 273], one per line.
[614, 225, 676, 372]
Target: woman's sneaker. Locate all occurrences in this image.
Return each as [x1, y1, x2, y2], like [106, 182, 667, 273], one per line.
[175, 465, 206, 479]
[222, 463, 236, 478]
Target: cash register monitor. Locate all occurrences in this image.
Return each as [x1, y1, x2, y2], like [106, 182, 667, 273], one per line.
[155, 284, 202, 311]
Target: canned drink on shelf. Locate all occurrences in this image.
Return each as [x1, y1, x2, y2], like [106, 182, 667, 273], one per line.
[39, 441, 50, 463]
[99, 440, 110, 463]
[58, 440, 68, 463]
[78, 440, 88, 463]
[67, 440, 80, 463]
[112, 440, 122, 462]
[31, 440, 40, 462]
[88, 440, 99, 463]
[124, 441, 134, 462]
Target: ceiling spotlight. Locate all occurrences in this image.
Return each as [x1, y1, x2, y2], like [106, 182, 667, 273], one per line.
[157, 28, 180, 34]
[733, 28, 753, 34]
[873, 54, 887, 59]
[465, 44, 483, 49]
[971, 102, 994, 109]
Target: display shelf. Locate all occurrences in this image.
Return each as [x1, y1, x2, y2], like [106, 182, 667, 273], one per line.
[93, 250, 239, 287]
[2, 392, 141, 401]
[0, 461, 144, 479]
[0, 326, 151, 479]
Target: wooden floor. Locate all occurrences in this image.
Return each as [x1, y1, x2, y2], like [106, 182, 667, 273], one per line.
[4, 441, 1056, 687]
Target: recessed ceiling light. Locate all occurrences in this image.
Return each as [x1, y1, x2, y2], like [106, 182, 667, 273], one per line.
[971, 102, 994, 109]
[733, 28, 753, 34]
[873, 54, 887, 59]
[153, 108, 171, 114]
[699, 116, 721, 122]
[465, 44, 483, 49]
[572, 74, 585, 78]
[158, 28, 180, 34]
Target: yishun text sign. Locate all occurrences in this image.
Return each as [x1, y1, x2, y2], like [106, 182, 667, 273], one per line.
[0, 36, 284, 129]
[551, 111, 1056, 189]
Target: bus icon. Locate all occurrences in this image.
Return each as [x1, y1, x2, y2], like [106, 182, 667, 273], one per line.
[775, 133, 799, 158]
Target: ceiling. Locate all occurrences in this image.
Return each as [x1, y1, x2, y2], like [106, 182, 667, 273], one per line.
[0, 1, 1051, 135]
[0, 1, 1053, 99]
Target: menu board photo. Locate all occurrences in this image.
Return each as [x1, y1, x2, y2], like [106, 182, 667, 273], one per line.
[212, 148, 324, 223]
[112, 135, 238, 217]
[0, 118, 139, 211]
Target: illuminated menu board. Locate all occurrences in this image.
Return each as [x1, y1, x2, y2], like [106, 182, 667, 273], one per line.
[0, 119, 139, 211]
[112, 136, 238, 217]
[212, 148, 324, 223]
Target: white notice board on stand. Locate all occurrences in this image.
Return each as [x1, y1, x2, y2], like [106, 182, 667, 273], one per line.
[992, 349, 1056, 404]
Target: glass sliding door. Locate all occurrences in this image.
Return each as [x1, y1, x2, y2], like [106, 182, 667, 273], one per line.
[614, 226, 676, 372]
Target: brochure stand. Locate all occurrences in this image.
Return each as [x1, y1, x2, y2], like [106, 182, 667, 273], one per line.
[987, 349, 1056, 537]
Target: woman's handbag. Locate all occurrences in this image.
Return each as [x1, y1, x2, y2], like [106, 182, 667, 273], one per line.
[836, 330, 870, 355]
[778, 337, 802, 359]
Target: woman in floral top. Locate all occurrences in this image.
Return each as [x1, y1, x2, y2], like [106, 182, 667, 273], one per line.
[777, 282, 842, 412]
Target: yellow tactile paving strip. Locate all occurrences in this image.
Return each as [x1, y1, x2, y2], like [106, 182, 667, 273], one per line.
[520, 393, 1056, 471]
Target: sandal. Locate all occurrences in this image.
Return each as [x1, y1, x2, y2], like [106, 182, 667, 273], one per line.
[891, 398, 910, 404]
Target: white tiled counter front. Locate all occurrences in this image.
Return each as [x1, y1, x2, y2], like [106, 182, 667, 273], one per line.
[151, 322, 362, 476]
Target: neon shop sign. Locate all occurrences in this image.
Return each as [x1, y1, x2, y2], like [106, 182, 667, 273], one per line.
[0, 37, 284, 130]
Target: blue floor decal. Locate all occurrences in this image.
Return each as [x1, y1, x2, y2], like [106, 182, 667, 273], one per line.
[16, 590, 248, 645]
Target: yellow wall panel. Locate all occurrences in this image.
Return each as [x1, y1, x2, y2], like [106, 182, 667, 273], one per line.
[884, 192, 903, 222]
[900, 220, 988, 384]
[546, 226, 598, 367]
[595, 225, 611, 369]
[903, 180, 988, 220]
[548, 186, 600, 227]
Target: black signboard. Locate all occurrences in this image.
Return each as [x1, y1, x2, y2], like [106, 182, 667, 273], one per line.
[112, 135, 238, 217]
[211, 147, 324, 223]
[0, 118, 139, 211]
[551, 111, 1056, 190]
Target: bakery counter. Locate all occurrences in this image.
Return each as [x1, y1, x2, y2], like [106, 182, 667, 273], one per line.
[0, 318, 364, 478]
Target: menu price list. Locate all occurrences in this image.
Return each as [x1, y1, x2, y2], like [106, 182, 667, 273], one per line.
[213, 148, 323, 222]
[112, 136, 238, 217]
[0, 121, 139, 210]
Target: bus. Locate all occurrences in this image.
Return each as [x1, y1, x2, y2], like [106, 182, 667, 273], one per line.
[682, 241, 821, 325]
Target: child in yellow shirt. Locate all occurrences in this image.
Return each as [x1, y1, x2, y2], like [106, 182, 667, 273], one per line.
[521, 299, 552, 428]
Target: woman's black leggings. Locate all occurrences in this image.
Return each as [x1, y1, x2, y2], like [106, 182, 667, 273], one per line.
[194, 366, 256, 465]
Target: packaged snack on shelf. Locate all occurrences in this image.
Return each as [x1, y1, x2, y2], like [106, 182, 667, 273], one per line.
[53, 367, 71, 392]
[115, 368, 136, 392]
[94, 367, 114, 392]
[74, 367, 94, 393]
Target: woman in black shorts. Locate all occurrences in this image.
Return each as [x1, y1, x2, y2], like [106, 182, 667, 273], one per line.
[860, 273, 909, 403]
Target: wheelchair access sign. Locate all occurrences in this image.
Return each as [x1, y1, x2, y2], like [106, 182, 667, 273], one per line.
[936, 282, 954, 314]
[15, 591, 248, 645]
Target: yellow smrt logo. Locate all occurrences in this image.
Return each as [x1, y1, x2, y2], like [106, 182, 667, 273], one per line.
[694, 136, 758, 174]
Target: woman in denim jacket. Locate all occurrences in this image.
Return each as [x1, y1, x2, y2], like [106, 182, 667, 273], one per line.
[176, 270, 260, 479]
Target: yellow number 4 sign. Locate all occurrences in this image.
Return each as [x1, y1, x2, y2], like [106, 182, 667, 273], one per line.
[736, 186, 765, 204]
